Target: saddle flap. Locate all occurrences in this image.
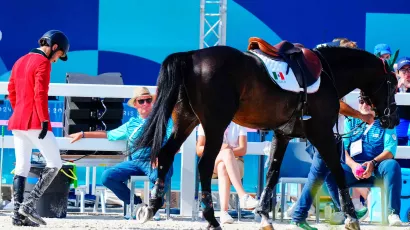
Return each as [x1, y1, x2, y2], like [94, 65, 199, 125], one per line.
[247, 37, 322, 91]
[301, 48, 322, 81]
[248, 49, 321, 94]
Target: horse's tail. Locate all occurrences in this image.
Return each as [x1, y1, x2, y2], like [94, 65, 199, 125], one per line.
[132, 52, 190, 165]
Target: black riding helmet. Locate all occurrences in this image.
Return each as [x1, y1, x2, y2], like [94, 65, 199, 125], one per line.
[38, 30, 70, 61]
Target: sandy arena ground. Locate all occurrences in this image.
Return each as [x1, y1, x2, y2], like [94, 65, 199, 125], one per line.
[0, 212, 409, 230]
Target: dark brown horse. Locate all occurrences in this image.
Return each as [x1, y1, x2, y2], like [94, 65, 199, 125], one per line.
[131, 41, 398, 230]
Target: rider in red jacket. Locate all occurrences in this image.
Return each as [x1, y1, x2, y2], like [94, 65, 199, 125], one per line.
[7, 30, 69, 227]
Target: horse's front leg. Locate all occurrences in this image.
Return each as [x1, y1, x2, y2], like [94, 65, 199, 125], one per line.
[135, 139, 179, 223]
[256, 133, 291, 230]
[309, 130, 360, 230]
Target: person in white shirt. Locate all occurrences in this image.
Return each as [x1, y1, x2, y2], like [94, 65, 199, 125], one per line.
[196, 121, 258, 224]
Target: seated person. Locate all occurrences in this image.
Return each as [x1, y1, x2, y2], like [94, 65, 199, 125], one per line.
[69, 87, 173, 219]
[347, 42, 394, 216]
[395, 57, 410, 169]
[343, 98, 402, 226]
[397, 57, 410, 94]
[291, 99, 373, 230]
[291, 95, 402, 229]
[374, 43, 392, 61]
[196, 121, 258, 224]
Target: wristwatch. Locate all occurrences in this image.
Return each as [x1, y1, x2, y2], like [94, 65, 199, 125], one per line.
[371, 159, 378, 167]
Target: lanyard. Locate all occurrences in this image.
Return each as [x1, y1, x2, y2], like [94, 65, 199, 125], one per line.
[129, 126, 140, 141]
[363, 123, 373, 136]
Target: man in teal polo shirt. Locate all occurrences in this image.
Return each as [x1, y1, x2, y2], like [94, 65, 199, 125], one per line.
[69, 87, 173, 219]
[292, 93, 402, 229]
[342, 97, 402, 226]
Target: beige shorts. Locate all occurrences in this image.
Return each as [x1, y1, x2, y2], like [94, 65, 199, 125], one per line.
[212, 158, 244, 179]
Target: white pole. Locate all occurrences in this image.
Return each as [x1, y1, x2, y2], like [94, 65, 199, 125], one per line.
[199, 0, 205, 49]
[0, 126, 5, 207]
[179, 131, 197, 216]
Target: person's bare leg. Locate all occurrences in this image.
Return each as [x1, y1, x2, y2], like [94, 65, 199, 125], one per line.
[216, 162, 231, 211]
[359, 188, 369, 200]
[218, 149, 246, 197]
[352, 188, 369, 209]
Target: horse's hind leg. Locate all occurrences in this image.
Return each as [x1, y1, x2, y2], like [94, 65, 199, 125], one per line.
[191, 96, 238, 229]
[256, 132, 291, 230]
[136, 97, 199, 223]
[307, 128, 360, 230]
[198, 125, 227, 230]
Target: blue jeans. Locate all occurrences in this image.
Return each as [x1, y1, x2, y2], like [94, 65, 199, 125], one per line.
[292, 153, 402, 223]
[292, 152, 341, 223]
[101, 160, 173, 205]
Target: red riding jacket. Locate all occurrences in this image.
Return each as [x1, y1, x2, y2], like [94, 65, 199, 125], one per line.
[7, 49, 52, 131]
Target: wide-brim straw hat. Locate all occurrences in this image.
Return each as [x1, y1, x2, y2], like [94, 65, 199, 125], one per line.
[126, 86, 155, 108]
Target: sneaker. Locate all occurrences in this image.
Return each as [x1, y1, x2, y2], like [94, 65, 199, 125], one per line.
[220, 211, 234, 224]
[307, 205, 316, 216]
[239, 194, 258, 209]
[356, 207, 368, 222]
[131, 203, 145, 220]
[388, 213, 402, 226]
[153, 211, 161, 221]
[290, 221, 318, 230]
[329, 212, 346, 225]
[286, 202, 297, 217]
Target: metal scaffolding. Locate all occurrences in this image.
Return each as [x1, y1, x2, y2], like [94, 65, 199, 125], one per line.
[199, 0, 227, 48]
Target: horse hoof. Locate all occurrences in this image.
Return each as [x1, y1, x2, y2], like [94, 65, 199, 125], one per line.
[135, 205, 153, 224]
[260, 224, 274, 230]
[344, 218, 360, 230]
[206, 225, 222, 230]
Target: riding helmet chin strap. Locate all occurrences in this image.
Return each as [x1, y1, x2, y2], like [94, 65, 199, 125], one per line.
[48, 48, 57, 60]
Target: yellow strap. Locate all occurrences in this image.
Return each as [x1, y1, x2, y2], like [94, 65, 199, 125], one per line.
[60, 169, 78, 181]
[11, 168, 78, 181]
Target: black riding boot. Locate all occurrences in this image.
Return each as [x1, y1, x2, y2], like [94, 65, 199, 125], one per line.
[18, 167, 59, 225]
[12, 175, 39, 227]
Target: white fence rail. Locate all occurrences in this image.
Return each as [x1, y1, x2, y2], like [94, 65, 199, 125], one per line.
[0, 82, 157, 99]
[0, 83, 409, 216]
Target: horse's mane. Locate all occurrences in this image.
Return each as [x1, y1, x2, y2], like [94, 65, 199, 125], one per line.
[315, 46, 375, 58]
[314, 46, 383, 66]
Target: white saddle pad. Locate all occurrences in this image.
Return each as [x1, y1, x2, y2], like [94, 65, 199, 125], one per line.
[249, 49, 321, 94]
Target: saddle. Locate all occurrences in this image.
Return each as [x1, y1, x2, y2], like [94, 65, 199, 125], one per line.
[247, 37, 322, 87]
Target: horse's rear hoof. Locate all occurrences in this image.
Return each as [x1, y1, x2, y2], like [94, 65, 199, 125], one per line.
[135, 205, 153, 224]
[344, 218, 360, 230]
[206, 225, 222, 230]
[260, 224, 274, 230]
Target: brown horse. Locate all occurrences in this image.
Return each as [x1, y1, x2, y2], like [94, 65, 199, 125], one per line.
[131, 40, 398, 230]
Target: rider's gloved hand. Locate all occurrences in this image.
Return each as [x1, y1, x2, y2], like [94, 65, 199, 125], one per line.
[38, 121, 49, 139]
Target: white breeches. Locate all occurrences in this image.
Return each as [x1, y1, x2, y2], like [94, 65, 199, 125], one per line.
[12, 130, 62, 177]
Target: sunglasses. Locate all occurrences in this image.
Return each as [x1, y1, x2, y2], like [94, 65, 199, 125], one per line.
[399, 68, 410, 74]
[136, 98, 152, 105]
[359, 99, 371, 105]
